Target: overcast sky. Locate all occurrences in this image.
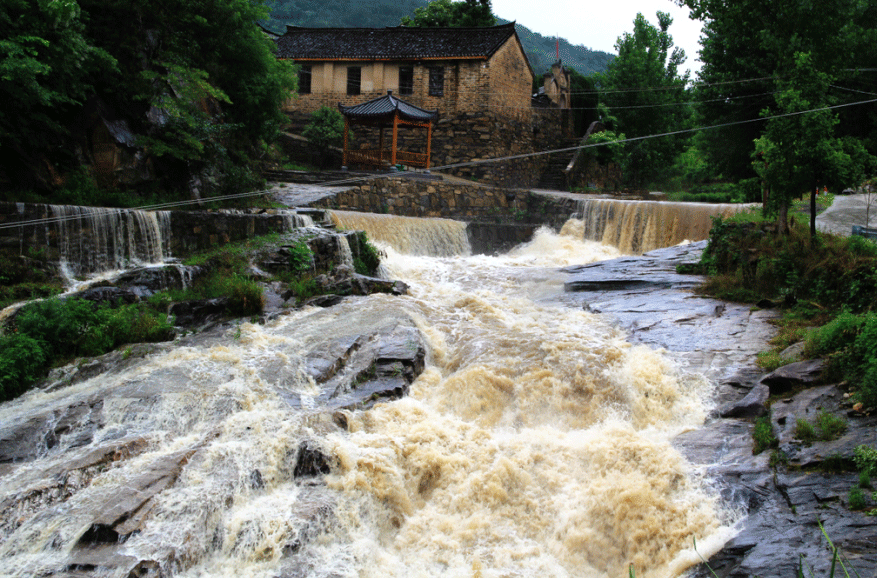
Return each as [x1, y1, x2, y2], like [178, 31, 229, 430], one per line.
[491, 0, 705, 76]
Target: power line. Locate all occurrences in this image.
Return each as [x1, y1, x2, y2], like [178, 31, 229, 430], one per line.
[5, 97, 876, 231]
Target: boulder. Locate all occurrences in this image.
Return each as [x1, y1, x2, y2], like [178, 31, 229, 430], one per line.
[73, 286, 140, 307]
[720, 383, 769, 418]
[761, 359, 825, 395]
[169, 297, 230, 328]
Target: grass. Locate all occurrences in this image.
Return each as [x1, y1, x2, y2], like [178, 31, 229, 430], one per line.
[753, 415, 778, 454]
[794, 411, 847, 444]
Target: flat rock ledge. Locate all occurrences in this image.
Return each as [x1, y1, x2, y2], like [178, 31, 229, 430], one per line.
[564, 241, 877, 577]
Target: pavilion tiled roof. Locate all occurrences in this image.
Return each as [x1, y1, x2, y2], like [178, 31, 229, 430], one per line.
[275, 23, 517, 61]
[339, 92, 438, 124]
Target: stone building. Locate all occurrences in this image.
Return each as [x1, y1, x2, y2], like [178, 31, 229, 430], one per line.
[276, 23, 533, 123]
[275, 24, 572, 187]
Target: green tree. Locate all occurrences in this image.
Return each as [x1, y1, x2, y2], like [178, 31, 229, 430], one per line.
[303, 106, 347, 168]
[0, 0, 114, 189]
[596, 12, 690, 186]
[78, 0, 297, 187]
[753, 53, 871, 234]
[400, 0, 495, 27]
[676, 0, 877, 181]
[1, 0, 297, 196]
[567, 67, 599, 137]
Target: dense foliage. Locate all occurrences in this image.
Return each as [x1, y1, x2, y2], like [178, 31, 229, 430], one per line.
[302, 106, 348, 167]
[400, 0, 495, 27]
[697, 215, 877, 407]
[676, 0, 877, 184]
[595, 12, 690, 186]
[0, 298, 174, 401]
[1, 0, 297, 196]
[753, 53, 871, 232]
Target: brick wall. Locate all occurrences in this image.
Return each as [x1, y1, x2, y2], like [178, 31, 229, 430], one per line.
[487, 38, 533, 123]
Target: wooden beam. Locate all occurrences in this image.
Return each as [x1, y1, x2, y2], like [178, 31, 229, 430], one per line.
[426, 122, 433, 169]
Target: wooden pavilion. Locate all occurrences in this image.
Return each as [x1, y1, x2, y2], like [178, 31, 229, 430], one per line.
[339, 91, 439, 169]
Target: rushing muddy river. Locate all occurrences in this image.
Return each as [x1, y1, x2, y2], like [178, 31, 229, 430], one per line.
[0, 213, 734, 578]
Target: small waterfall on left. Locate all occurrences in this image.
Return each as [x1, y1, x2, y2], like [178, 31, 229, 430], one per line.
[48, 205, 172, 281]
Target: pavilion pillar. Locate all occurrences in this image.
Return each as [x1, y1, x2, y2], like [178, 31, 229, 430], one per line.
[426, 122, 433, 169]
[391, 113, 398, 167]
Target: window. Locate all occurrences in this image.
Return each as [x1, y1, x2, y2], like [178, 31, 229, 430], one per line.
[298, 65, 312, 94]
[399, 66, 414, 95]
[428, 67, 444, 97]
[347, 66, 361, 95]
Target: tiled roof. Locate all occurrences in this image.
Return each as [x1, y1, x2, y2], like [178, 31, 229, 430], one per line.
[275, 23, 517, 60]
[339, 92, 439, 123]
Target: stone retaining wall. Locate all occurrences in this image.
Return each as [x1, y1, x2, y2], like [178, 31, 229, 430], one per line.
[309, 177, 580, 230]
[285, 109, 570, 188]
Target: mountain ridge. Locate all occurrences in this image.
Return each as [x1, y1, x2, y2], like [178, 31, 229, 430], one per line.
[262, 0, 614, 76]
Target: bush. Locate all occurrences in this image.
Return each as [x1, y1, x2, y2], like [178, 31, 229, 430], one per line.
[222, 275, 265, 316]
[854, 445, 877, 477]
[14, 298, 100, 359]
[302, 106, 348, 168]
[288, 240, 314, 274]
[753, 416, 777, 454]
[2, 298, 174, 401]
[849, 486, 867, 510]
[0, 334, 48, 401]
[794, 418, 817, 443]
[353, 232, 381, 276]
[805, 312, 877, 407]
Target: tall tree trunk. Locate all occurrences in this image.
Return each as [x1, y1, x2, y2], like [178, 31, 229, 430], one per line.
[810, 184, 818, 239]
[778, 202, 789, 234]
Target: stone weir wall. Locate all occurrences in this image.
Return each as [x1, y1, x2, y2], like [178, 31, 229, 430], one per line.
[307, 177, 582, 253]
[0, 202, 320, 277]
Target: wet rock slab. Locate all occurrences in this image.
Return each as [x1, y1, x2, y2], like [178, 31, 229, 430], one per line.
[563, 241, 776, 380]
[564, 242, 877, 576]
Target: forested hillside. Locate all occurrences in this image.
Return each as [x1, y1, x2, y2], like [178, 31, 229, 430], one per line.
[262, 0, 614, 75]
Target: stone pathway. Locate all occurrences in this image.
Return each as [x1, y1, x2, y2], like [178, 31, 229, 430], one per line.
[815, 193, 877, 236]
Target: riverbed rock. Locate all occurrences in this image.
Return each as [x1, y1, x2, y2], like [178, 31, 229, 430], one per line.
[720, 383, 770, 418]
[169, 297, 230, 328]
[114, 265, 204, 298]
[578, 242, 877, 576]
[74, 286, 140, 306]
[761, 359, 826, 395]
[563, 241, 777, 381]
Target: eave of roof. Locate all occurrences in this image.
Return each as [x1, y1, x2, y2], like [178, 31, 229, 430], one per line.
[275, 23, 518, 61]
[339, 92, 439, 125]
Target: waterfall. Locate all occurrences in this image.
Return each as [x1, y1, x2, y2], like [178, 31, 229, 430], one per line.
[328, 211, 471, 257]
[336, 236, 354, 268]
[576, 199, 748, 254]
[0, 217, 733, 578]
[282, 210, 315, 230]
[48, 205, 172, 281]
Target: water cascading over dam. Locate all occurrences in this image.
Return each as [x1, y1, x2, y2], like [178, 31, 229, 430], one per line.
[576, 199, 747, 254]
[0, 213, 733, 578]
[49, 205, 173, 280]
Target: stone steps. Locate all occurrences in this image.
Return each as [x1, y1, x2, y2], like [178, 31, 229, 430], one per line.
[536, 139, 581, 190]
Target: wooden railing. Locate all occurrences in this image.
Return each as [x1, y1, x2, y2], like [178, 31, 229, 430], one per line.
[346, 148, 430, 168]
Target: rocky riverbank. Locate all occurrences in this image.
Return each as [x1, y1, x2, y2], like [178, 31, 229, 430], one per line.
[563, 241, 877, 577]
